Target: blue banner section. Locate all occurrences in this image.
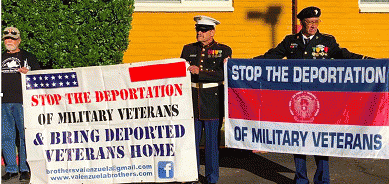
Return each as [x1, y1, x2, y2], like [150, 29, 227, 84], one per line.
[227, 59, 389, 92]
[26, 72, 79, 90]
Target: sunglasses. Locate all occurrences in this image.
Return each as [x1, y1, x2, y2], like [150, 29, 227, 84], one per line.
[195, 28, 211, 33]
[3, 31, 18, 35]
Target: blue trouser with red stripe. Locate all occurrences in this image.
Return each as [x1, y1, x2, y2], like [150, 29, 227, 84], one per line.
[194, 119, 220, 184]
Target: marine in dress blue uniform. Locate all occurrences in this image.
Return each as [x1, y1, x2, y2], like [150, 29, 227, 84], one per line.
[254, 6, 373, 184]
[181, 15, 232, 184]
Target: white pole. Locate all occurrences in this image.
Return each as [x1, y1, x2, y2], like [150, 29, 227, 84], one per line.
[0, 8, 3, 177]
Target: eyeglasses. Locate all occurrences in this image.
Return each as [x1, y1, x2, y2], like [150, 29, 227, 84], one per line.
[3, 31, 18, 35]
[304, 19, 321, 26]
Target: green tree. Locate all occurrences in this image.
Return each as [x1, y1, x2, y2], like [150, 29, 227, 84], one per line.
[2, 0, 134, 69]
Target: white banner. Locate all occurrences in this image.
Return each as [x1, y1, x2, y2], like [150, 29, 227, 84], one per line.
[22, 58, 197, 183]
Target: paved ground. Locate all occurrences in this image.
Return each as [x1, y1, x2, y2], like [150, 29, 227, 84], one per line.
[215, 149, 389, 184]
[2, 148, 389, 184]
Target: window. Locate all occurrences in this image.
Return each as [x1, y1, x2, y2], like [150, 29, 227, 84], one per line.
[359, 0, 389, 12]
[134, 0, 234, 12]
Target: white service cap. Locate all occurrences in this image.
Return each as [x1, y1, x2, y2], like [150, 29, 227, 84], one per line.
[194, 15, 220, 26]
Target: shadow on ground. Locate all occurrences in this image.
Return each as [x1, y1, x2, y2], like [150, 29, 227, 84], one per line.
[214, 148, 294, 184]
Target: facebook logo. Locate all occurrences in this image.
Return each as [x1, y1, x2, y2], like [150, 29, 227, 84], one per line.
[158, 161, 174, 179]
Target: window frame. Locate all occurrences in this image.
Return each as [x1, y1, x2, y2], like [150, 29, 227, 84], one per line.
[359, 0, 389, 13]
[134, 0, 234, 12]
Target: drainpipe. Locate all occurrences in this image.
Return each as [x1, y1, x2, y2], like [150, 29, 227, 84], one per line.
[292, 0, 299, 34]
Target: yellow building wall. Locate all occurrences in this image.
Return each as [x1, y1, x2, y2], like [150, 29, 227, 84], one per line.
[299, 0, 389, 58]
[123, 0, 389, 63]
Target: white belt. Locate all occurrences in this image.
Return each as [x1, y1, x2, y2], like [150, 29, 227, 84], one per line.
[191, 82, 221, 88]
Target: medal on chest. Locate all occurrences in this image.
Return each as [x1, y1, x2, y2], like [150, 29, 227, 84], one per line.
[208, 49, 223, 58]
[290, 43, 298, 49]
[311, 44, 329, 57]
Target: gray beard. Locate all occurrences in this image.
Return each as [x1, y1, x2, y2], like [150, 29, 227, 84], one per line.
[5, 44, 17, 52]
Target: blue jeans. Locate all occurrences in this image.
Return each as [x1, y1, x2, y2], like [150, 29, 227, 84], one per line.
[1, 103, 29, 173]
[194, 119, 220, 183]
[294, 154, 330, 184]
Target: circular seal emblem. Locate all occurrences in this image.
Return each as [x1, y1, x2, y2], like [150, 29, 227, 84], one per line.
[289, 91, 320, 123]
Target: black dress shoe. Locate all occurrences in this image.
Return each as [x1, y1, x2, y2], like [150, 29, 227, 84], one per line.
[2, 172, 18, 181]
[19, 171, 30, 181]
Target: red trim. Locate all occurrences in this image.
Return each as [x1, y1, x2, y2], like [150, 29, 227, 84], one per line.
[129, 62, 187, 82]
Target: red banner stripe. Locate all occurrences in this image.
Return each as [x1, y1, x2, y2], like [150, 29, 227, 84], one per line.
[228, 88, 389, 126]
[129, 62, 187, 82]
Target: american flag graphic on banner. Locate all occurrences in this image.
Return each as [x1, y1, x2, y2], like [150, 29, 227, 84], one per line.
[26, 72, 78, 90]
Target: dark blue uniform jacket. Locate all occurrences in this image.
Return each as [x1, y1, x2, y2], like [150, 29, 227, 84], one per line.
[254, 30, 373, 59]
[181, 40, 232, 120]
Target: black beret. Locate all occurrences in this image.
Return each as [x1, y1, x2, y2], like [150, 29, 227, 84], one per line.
[297, 6, 321, 20]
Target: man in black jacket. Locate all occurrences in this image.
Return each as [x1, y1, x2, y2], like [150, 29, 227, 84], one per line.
[181, 15, 232, 184]
[254, 7, 372, 60]
[254, 6, 373, 184]
[1, 27, 41, 182]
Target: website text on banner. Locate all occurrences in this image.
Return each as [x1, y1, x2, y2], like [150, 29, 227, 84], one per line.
[22, 58, 197, 184]
[224, 58, 389, 159]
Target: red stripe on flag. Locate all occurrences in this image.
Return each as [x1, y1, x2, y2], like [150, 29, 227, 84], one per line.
[129, 62, 187, 82]
[228, 88, 389, 126]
